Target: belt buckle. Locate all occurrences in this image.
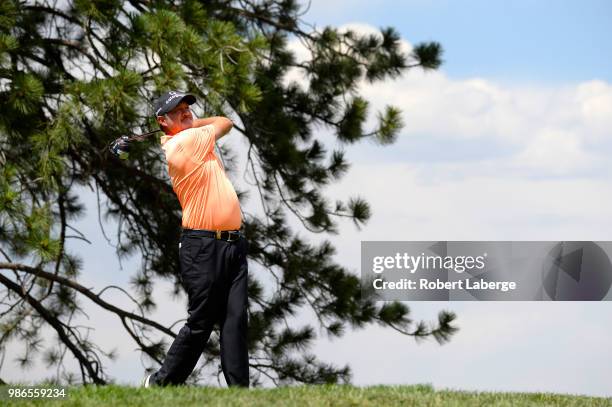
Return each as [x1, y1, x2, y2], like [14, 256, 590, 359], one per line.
[216, 230, 238, 242]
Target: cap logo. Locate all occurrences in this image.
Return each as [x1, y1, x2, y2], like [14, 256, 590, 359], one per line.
[165, 92, 184, 105]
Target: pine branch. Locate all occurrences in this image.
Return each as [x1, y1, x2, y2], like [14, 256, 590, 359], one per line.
[0, 271, 105, 384]
[0, 262, 176, 337]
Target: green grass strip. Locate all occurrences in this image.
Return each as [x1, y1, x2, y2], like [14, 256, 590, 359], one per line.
[1, 384, 610, 406]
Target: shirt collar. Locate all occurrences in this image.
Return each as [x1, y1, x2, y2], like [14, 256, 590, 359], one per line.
[160, 134, 173, 146]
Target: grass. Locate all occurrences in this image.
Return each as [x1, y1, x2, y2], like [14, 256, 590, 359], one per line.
[1, 384, 610, 406]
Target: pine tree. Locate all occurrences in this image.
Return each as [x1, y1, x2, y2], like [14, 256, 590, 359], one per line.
[0, 0, 456, 385]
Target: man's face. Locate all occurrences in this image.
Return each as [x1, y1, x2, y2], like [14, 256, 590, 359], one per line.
[157, 102, 194, 135]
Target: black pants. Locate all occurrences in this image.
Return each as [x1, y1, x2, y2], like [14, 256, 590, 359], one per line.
[150, 230, 249, 387]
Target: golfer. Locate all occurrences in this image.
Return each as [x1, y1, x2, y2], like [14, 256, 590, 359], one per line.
[143, 91, 249, 387]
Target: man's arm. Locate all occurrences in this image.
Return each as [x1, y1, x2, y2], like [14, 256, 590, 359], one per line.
[192, 116, 233, 140]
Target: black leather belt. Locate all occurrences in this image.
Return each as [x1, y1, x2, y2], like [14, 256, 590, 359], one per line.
[182, 228, 242, 242]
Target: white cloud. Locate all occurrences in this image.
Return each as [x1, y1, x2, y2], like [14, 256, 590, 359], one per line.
[576, 80, 612, 138]
[285, 24, 612, 178]
[514, 128, 595, 174]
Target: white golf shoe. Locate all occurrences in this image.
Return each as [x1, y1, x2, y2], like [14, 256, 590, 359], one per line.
[142, 374, 152, 388]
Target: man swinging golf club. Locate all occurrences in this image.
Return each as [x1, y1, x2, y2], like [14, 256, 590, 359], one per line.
[142, 91, 249, 388]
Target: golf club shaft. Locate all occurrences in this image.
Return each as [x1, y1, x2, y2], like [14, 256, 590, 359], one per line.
[125, 129, 162, 142]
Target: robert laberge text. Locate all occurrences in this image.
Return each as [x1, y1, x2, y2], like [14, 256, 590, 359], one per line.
[373, 278, 517, 292]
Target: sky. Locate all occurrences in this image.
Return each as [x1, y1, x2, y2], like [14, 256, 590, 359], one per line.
[299, 0, 612, 397]
[3, 0, 612, 398]
[302, 0, 612, 84]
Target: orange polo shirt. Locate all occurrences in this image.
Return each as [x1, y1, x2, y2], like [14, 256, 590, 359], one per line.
[160, 125, 241, 230]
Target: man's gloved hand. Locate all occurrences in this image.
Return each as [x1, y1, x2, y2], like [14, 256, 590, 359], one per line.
[109, 136, 131, 160]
